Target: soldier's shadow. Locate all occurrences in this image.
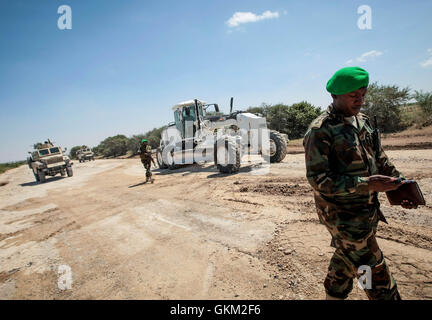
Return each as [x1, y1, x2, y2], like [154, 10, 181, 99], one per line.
[128, 181, 150, 188]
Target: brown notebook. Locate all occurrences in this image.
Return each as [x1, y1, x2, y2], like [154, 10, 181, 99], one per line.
[386, 180, 426, 206]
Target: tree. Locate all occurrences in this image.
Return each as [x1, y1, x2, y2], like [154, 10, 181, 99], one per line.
[266, 104, 291, 134]
[284, 101, 322, 139]
[127, 134, 146, 155]
[413, 90, 432, 125]
[246, 103, 270, 118]
[93, 135, 129, 157]
[246, 102, 321, 139]
[362, 82, 411, 133]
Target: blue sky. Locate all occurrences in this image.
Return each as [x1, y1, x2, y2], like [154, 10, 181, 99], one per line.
[1, 0, 431, 162]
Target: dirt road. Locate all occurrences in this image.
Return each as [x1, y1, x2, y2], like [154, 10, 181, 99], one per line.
[1, 150, 432, 300]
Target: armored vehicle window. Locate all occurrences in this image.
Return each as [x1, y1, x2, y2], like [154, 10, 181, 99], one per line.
[39, 149, 49, 156]
[50, 147, 60, 154]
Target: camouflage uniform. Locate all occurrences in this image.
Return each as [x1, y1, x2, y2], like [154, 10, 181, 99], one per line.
[140, 143, 155, 183]
[303, 104, 403, 300]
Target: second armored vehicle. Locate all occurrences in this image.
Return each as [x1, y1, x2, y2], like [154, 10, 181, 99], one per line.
[77, 147, 95, 162]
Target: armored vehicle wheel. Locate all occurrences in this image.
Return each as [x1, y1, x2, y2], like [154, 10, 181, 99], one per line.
[215, 139, 240, 174]
[66, 166, 73, 177]
[156, 148, 169, 169]
[38, 170, 46, 183]
[269, 131, 287, 163]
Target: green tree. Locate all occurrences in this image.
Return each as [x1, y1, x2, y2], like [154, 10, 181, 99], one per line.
[127, 134, 146, 155]
[246, 103, 270, 118]
[266, 104, 291, 134]
[284, 101, 322, 139]
[93, 135, 129, 157]
[246, 102, 321, 139]
[362, 82, 411, 133]
[413, 90, 432, 125]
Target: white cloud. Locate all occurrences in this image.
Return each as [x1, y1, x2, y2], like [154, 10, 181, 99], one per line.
[420, 48, 432, 68]
[357, 50, 383, 62]
[226, 10, 279, 28]
[345, 50, 383, 65]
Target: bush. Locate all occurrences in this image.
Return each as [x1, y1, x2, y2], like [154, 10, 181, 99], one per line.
[127, 134, 147, 155]
[247, 101, 321, 139]
[246, 103, 270, 118]
[0, 161, 26, 175]
[283, 101, 322, 139]
[362, 82, 411, 133]
[413, 90, 432, 126]
[93, 135, 129, 158]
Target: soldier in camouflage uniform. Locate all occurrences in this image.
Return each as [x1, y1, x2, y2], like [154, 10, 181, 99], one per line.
[303, 67, 417, 300]
[139, 139, 156, 183]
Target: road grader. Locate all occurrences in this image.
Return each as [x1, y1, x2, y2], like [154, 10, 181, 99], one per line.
[156, 98, 288, 174]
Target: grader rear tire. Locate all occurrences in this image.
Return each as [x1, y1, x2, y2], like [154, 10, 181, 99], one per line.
[269, 131, 287, 163]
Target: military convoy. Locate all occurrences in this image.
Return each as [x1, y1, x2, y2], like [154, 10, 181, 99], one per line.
[25, 98, 289, 182]
[156, 98, 289, 173]
[27, 140, 73, 183]
[77, 147, 95, 162]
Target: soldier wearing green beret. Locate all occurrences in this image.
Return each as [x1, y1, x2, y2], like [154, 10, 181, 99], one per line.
[139, 139, 156, 183]
[303, 67, 417, 300]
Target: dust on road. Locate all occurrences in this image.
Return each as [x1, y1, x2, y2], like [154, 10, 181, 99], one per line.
[0, 150, 431, 299]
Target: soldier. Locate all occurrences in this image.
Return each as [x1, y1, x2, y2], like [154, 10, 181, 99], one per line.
[139, 139, 156, 183]
[303, 66, 417, 300]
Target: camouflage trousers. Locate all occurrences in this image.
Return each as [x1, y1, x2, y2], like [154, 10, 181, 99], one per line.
[317, 204, 401, 300]
[141, 160, 152, 179]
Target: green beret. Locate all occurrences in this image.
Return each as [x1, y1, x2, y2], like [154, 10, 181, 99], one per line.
[141, 139, 147, 143]
[326, 67, 369, 95]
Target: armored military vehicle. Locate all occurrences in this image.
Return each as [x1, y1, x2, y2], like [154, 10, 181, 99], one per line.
[77, 147, 95, 162]
[27, 140, 73, 183]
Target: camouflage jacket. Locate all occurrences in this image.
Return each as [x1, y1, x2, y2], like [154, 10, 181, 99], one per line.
[303, 105, 404, 221]
[139, 144, 153, 161]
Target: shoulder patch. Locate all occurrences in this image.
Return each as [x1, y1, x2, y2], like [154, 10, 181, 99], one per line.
[309, 112, 330, 130]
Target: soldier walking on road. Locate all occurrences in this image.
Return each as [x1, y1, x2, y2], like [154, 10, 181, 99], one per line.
[139, 139, 156, 184]
[303, 67, 417, 300]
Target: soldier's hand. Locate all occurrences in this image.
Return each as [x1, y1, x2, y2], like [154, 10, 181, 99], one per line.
[401, 199, 418, 209]
[366, 175, 402, 192]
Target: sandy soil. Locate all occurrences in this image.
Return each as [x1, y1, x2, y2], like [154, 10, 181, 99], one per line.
[0, 148, 431, 300]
